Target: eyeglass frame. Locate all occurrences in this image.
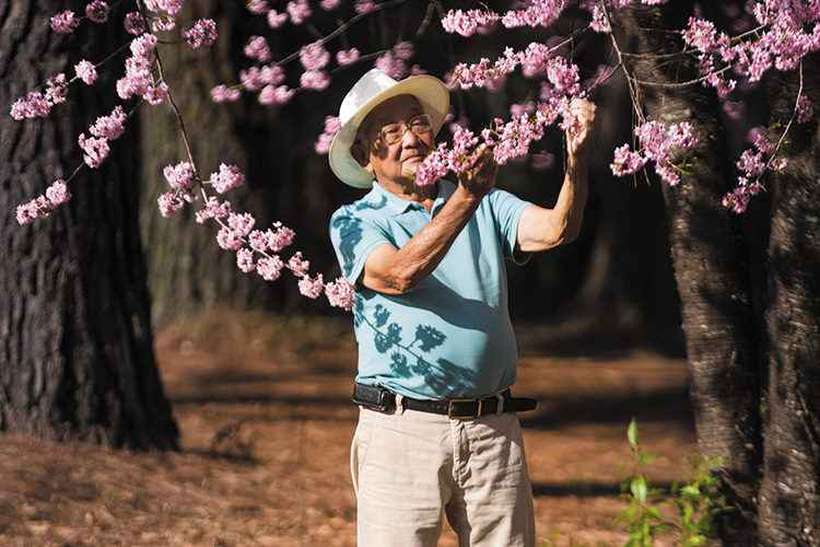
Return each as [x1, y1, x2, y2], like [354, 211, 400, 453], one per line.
[359, 113, 434, 149]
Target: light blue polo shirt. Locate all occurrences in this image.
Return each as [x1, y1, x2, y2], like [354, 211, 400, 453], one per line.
[329, 178, 532, 400]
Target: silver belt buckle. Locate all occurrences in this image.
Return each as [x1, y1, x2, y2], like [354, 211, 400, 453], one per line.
[448, 397, 482, 419]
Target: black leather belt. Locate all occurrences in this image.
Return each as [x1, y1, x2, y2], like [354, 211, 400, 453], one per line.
[352, 382, 538, 419]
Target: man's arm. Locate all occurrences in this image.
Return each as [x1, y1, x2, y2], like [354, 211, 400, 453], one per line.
[516, 98, 595, 252]
[361, 144, 497, 295]
[516, 150, 588, 252]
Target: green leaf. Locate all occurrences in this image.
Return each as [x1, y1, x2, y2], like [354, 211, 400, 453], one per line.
[631, 476, 648, 503]
[681, 484, 700, 497]
[627, 417, 639, 447]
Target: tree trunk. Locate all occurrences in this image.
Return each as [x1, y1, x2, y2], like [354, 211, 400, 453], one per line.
[757, 66, 820, 547]
[139, 1, 295, 326]
[617, 5, 764, 542]
[0, 0, 179, 450]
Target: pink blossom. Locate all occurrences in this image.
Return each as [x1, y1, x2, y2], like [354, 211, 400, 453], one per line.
[78, 133, 110, 168]
[300, 70, 330, 90]
[287, 252, 311, 277]
[85, 1, 110, 24]
[501, 0, 567, 30]
[195, 197, 232, 224]
[50, 10, 80, 34]
[150, 14, 176, 32]
[257, 255, 285, 281]
[236, 248, 256, 273]
[441, 9, 500, 36]
[45, 179, 70, 206]
[211, 85, 241, 103]
[796, 96, 814, 124]
[10, 92, 50, 120]
[217, 226, 244, 251]
[315, 116, 341, 154]
[298, 273, 325, 298]
[325, 277, 355, 310]
[163, 161, 196, 191]
[75, 60, 98, 85]
[210, 163, 245, 193]
[300, 41, 330, 71]
[393, 42, 414, 61]
[143, 82, 169, 105]
[286, 0, 312, 24]
[267, 222, 296, 253]
[157, 191, 187, 217]
[247, 0, 269, 13]
[184, 18, 219, 49]
[336, 48, 360, 66]
[354, 0, 376, 14]
[244, 36, 272, 62]
[16, 196, 53, 225]
[375, 52, 407, 79]
[89, 106, 127, 140]
[259, 85, 295, 105]
[45, 73, 68, 106]
[124, 12, 146, 35]
[267, 10, 288, 28]
[260, 65, 286, 86]
[320, 0, 341, 10]
[227, 212, 256, 237]
[248, 230, 270, 252]
[240, 67, 265, 91]
[609, 144, 647, 176]
[144, 0, 184, 16]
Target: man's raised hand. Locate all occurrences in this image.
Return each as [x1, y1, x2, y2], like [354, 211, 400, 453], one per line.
[457, 143, 498, 199]
[566, 98, 597, 156]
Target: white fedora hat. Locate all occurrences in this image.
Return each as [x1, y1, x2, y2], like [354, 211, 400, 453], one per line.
[328, 68, 450, 188]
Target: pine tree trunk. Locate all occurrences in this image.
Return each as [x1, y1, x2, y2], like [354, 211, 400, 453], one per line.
[617, 6, 764, 542]
[757, 67, 820, 547]
[0, 0, 179, 450]
[139, 1, 295, 326]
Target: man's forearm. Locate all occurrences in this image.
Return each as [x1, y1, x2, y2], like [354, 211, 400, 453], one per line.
[552, 150, 589, 241]
[389, 185, 481, 290]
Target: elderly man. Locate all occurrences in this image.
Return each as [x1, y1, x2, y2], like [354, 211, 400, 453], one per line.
[328, 68, 595, 546]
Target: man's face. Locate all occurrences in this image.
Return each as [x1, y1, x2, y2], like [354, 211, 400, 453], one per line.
[352, 94, 434, 183]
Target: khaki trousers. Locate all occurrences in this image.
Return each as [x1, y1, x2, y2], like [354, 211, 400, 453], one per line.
[350, 401, 536, 546]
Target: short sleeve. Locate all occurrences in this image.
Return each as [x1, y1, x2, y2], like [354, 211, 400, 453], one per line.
[329, 206, 393, 285]
[487, 188, 534, 266]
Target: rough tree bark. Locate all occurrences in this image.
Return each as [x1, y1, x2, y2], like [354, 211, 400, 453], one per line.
[757, 66, 820, 547]
[616, 4, 764, 542]
[0, 0, 179, 450]
[139, 1, 294, 325]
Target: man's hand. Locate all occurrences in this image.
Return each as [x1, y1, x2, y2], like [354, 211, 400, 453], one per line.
[457, 143, 498, 198]
[565, 98, 596, 156]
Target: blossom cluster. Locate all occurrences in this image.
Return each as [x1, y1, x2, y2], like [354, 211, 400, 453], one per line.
[15, 180, 71, 225]
[78, 105, 129, 168]
[415, 55, 584, 186]
[315, 116, 342, 154]
[375, 42, 415, 80]
[157, 159, 354, 310]
[10, 73, 67, 120]
[681, 5, 820, 98]
[609, 120, 698, 186]
[720, 127, 791, 214]
[447, 41, 571, 90]
[183, 18, 219, 50]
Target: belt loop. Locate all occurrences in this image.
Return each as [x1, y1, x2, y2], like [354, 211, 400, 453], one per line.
[394, 393, 406, 415]
[495, 392, 504, 415]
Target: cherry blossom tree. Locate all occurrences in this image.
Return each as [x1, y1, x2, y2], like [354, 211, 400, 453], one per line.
[4, 0, 819, 542]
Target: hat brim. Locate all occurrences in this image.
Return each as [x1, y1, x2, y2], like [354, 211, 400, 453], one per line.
[328, 74, 451, 189]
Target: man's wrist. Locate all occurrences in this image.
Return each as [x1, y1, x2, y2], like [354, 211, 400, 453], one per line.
[452, 182, 487, 206]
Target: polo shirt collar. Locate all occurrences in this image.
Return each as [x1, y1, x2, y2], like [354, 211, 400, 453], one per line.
[370, 179, 457, 217]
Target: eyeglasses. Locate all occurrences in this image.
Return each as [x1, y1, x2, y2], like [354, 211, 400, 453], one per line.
[375, 113, 433, 146]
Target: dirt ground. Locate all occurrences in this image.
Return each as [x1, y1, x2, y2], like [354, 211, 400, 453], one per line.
[0, 311, 699, 546]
